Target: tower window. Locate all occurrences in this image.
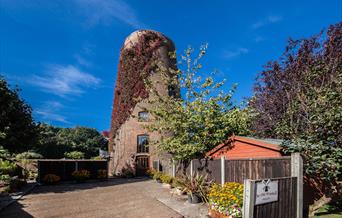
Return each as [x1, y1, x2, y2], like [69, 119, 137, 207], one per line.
[138, 111, 149, 122]
[168, 85, 177, 97]
[137, 135, 149, 153]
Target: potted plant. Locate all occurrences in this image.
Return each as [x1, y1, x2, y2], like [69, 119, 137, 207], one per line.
[97, 169, 108, 181]
[42, 174, 61, 185]
[178, 173, 212, 204]
[72, 169, 90, 183]
[207, 182, 243, 218]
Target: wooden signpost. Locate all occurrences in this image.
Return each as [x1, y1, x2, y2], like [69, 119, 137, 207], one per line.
[242, 153, 303, 218]
[255, 179, 278, 205]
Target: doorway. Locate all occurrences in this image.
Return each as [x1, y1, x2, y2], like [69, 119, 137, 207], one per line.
[136, 156, 149, 176]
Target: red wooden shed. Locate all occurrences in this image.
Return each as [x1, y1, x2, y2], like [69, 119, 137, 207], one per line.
[206, 135, 285, 159]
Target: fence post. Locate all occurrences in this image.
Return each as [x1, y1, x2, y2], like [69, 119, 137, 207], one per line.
[190, 159, 194, 177]
[221, 156, 225, 186]
[172, 160, 176, 177]
[291, 153, 303, 218]
[243, 179, 255, 218]
[157, 159, 160, 172]
[75, 161, 78, 171]
[37, 161, 41, 183]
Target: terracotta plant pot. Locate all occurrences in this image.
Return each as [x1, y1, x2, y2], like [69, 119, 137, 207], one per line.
[187, 193, 202, 204]
[208, 208, 229, 218]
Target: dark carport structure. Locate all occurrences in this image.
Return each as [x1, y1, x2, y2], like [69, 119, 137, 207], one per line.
[37, 159, 108, 183]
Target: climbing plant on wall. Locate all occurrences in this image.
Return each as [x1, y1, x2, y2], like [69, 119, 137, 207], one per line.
[110, 31, 174, 139]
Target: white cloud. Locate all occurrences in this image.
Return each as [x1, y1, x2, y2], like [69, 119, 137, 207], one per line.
[74, 54, 92, 67]
[29, 65, 100, 97]
[252, 15, 282, 29]
[254, 36, 265, 43]
[74, 0, 145, 28]
[223, 48, 249, 59]
[36, 101, 70, 123]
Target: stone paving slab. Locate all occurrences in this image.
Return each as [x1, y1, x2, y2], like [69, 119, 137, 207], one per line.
[139, 180, 208, 218]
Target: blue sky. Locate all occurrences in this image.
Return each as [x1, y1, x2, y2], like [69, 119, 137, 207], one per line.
[0, 0, 341, 132]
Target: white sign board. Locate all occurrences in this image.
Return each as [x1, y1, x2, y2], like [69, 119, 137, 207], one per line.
[255, 179, 278, 205]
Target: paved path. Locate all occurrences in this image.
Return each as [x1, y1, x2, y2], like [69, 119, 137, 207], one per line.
[0, 178, 207, 218]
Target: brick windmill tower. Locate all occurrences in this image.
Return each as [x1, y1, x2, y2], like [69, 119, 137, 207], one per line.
[109, 30, 177, 176]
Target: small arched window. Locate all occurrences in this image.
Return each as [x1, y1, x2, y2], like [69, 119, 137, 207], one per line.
[138, 111, 149, 122]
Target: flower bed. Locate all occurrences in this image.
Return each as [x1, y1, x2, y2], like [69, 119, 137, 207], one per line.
[208, 182, 243, 218]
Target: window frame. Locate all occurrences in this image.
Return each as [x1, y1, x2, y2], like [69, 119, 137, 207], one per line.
[138, 111, 149, 122]
[137, 134, 149, 153]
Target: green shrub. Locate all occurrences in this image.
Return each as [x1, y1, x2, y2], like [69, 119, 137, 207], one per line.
[0, 159, 17, 176]
[0, 146, 11, 159]
[146, 169, 157, 178]
[152, 171, 163, 181]
[15, 151, 43, 160]
[160, 174, 173, 184]
[0, 174, 11, 184]
[64, 151, 84, 159]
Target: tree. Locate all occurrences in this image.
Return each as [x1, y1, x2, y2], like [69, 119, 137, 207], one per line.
[250, 22, 341, 216]
[36, 124, 108, 159]
[0, 76, 38, 153]
[145, 45, 251, 160]
[57, 126, 108, 158]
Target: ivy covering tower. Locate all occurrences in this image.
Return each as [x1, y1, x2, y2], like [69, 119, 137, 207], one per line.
[109, 30, 177, 176]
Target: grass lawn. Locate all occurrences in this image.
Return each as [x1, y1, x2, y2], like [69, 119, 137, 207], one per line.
[314, 201, 342, 218]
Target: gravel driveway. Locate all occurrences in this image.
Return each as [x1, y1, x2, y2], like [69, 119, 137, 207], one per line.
[0, 178, 185, 218]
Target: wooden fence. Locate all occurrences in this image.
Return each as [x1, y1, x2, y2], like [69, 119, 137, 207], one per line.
[174, 156, 291, 184]
[170, 153, 302, 218]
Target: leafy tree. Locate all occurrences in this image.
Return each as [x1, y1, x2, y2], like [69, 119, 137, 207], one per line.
[35, 124, 66, 158]
[145, 45, 251, 160]
[57, 126, 107, 158]
[0, 76, 38, 153]
[250, 22, 341, 215]
[36, 124, 107, 159]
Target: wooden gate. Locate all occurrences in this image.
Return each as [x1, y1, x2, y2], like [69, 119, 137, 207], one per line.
[136, 156, 149, 176]
[243, 177, 297, 218]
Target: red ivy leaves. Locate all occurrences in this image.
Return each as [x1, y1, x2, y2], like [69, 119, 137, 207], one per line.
[109, 30, 174, 142]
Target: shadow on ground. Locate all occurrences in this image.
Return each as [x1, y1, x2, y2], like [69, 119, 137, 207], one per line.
[0, 201, 34, 218]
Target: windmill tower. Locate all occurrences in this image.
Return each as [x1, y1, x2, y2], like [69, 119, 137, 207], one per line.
[109, 30, 177, 176]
